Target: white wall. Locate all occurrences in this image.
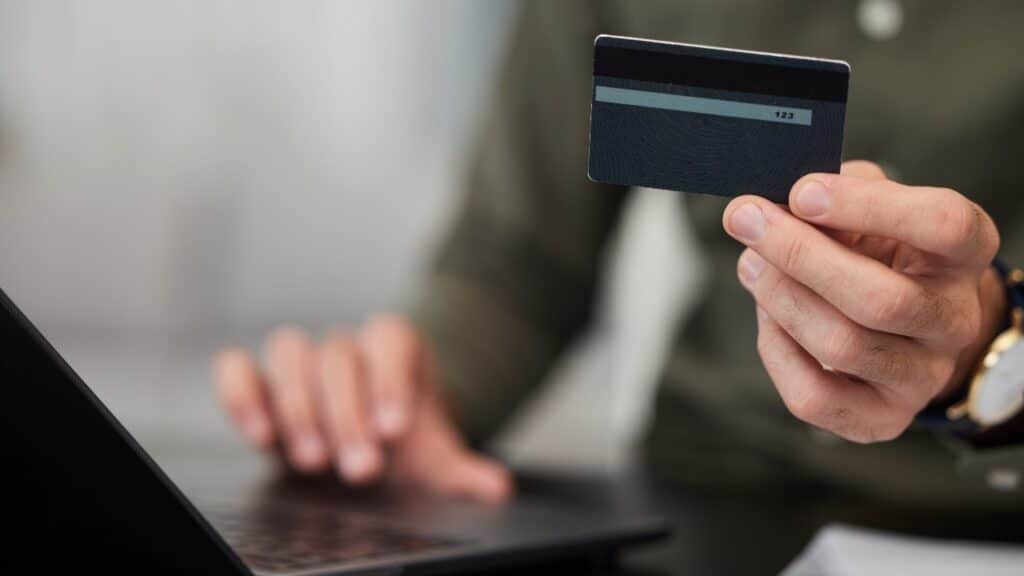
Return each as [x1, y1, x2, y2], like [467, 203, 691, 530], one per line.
[0, 1, 701, 472]
[0, 0, 512, 335]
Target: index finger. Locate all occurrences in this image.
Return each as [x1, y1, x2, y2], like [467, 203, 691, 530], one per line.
[788, 173, 999, 267]
[723, 197, 963, 341]
[360, 316, 423, 440]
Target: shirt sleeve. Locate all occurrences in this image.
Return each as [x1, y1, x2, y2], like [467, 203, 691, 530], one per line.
[407, 0, 629, 445]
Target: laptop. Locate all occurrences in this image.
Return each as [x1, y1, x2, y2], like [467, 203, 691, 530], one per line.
[0, 287, 667, 575]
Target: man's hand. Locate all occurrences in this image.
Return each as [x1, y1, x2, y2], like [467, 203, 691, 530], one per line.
[212, 316, 512, 502]
[723, 161, 1006, 443]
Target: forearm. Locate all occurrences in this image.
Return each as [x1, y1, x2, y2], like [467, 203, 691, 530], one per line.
[406, 0, 626, 445]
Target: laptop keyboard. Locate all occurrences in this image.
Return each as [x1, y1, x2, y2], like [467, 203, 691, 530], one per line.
[208, 505, 465, 573]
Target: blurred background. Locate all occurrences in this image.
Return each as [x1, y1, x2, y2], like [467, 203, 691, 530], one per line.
[0, 0, 703, 473]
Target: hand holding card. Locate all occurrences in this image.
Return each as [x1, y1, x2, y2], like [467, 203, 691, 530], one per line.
[587, 35, 849, 202]
[724, 157, 1007, 445]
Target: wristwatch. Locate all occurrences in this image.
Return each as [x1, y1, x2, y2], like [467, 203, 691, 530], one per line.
[945, 262, 1024, 430]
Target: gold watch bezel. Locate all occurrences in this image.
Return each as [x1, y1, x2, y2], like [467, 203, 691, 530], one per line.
[946, 268, 1024, 428]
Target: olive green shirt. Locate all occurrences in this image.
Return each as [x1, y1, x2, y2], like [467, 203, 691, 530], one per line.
[411, 0, 1024, 511]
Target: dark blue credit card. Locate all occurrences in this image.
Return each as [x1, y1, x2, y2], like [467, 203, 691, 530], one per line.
[587, 35, 849, 202]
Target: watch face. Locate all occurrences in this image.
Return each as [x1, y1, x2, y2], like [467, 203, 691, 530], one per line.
[975, 337, 1024, 426]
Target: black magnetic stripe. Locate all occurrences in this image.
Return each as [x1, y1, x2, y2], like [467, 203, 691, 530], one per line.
[594, 44, 848, 103]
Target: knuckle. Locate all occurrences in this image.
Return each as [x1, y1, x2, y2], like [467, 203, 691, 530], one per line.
[781, 235, 810, 273]
[871, 283, 941, 335]
[786, 385, 827, 425]
[921, 290, 954, 337]
[958, 200, 1001, 263]
[935, 191, 978, 253]
[867, 284, 909, 328]
[763, 278, 806, 337]
[858, 180, 885, 230]
[864, 342, 908, 384]
[822, 324, 862, 369]
[759, 269, 786, 304]
[819, 406, 861, 441]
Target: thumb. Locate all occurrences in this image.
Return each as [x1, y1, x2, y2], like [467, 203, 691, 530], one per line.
[429, 449, 514, 504]
[394, 394, 514, 503]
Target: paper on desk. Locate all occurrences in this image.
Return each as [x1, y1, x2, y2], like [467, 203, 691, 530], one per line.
[781, 523, 1024, 576]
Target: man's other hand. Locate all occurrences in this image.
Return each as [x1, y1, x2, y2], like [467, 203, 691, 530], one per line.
[724, 161, 1006, 443]
[213, 316, 512, 502]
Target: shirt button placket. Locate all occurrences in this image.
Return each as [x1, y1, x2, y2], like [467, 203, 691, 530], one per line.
[986, 468, 1021, 492]
[857, 0, 904, 41]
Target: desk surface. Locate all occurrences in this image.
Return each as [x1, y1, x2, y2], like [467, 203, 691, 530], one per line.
[156, 449, 1024, 575]
[52, 335, 1024, 575]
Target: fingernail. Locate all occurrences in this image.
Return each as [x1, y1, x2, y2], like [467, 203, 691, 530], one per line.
[376, 404, 405, 437]
[293, 433, 326, 468]
[793, 180, 831, 217]
[340, 442, 379, 481]
[738, 251, 767, 284]
[243, 415, 272, 446]
[728, 203, 766, 242]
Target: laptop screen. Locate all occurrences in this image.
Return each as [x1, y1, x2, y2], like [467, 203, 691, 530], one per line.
[0, 287, 248, 574]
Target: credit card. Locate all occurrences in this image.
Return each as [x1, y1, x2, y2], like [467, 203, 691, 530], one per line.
[587, 35, 849, 202]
